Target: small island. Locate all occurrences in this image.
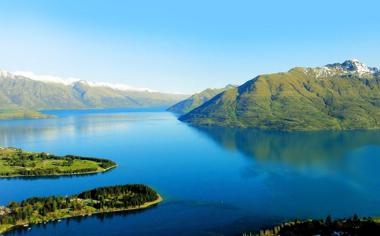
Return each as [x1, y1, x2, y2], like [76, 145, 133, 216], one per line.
[0, 147, 117, 177]
[244, 215, 380, 236]
[0, 184, 162, 234]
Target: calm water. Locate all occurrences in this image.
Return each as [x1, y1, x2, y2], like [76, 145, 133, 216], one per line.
[1, 109, 380, 235]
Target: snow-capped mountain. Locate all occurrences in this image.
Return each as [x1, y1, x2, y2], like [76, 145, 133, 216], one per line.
[0, 70, 14, 79]
[0, 70, 187, 110]
[325, 59, 379, 75]
[180, 59, 380, 131]
[7, 71, 155, 92]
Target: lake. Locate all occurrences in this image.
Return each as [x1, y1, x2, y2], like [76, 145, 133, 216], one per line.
[1, 109, 380, 235]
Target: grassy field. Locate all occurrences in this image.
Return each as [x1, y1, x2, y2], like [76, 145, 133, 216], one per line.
[0, 224, 13, 234]
[0, 147, 117, 177]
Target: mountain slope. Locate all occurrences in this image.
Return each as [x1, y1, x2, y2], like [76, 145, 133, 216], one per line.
[167, 85, 236, 114]
[0, 71, 187, 111]
[180, 60, 380, 131]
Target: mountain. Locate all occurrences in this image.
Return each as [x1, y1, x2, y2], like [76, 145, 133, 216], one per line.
[167, 85, 236, 114]
[0, 70, 187, 114]
[180, 60, 380, 131]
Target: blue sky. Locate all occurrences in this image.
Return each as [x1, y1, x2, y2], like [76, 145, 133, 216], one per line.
[0, 0, 379, 93]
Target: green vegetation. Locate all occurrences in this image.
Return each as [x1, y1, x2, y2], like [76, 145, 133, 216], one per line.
[0, 184, 162, 234]
[0, 109, 52, 120]
[0, 147, 117, 177]
[180, 60, 380, 131]
[244, 215, 380, 236]
[168, 85, 235, 114]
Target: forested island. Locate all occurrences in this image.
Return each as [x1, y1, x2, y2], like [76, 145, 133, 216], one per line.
[244, 215, 380, 236]
[0, 147, 117, 177]
[0, 184, 162, 234]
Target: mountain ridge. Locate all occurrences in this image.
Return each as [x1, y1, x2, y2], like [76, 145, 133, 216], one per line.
[0, 70, 170, 93]
[180, 60, 380, 131]
[0, 70, 187, 113]
[167, 84, 236, 114]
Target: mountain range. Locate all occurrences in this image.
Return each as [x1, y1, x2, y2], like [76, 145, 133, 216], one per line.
[0, 70, 187, 118]
[167, 85, 236, 114]
[180, 60, 380, 131]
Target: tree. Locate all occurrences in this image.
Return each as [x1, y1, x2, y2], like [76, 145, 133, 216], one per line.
[325, 215, 332, 225]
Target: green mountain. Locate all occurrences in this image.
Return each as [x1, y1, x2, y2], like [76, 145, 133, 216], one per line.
[167, 85, 236, 114]
[0, 70, 187, 119]
[180, 60, 380, 131]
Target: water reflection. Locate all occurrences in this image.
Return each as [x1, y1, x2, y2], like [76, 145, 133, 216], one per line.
[193, 126, 380, 184]
[0, 111, 170, 147]
[194, 127, 380, 163]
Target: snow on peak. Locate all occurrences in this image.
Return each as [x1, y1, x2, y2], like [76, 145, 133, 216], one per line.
[4, 71, 156, 92]
[341, 59, 373, 73]
[0, 69, 14, 78]
[325, 59, 379, 75]
[13, 71, 79, 85]
[72, 80, 155, 92]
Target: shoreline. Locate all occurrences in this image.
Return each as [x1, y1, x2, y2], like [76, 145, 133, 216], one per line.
[0, 195, 163, 235]
[243, 216, 380, 236]
[0, 164, 118, 179]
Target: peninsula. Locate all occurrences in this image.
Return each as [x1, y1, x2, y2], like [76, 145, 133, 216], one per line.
[0, 147, 117, 177]
[0, 184, 162, 234]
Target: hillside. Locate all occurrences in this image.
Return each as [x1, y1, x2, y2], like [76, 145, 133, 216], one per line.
[0, 70, 187, 118]
[180, 60, 380, 131]
[167, 85, 235, 114]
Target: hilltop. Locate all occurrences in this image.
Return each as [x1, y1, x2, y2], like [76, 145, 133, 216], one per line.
[167, 85, 236, 114]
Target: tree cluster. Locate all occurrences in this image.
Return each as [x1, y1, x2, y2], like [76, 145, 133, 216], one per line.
[0, 184, 158, 225]
[245, 215, 380, 236]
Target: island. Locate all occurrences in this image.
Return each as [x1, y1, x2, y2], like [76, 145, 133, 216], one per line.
[0, 184, 163, 234]
[0, 147, 117, 177]
[244, 215, 380, 236]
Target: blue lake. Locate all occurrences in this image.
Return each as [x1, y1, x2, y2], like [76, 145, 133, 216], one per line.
[1, 109, 380, 235]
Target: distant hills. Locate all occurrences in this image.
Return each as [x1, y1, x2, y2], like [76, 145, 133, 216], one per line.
[0, 70, 187, 119]
[167, 85, 236, 114]
[180, 60, 380, 131]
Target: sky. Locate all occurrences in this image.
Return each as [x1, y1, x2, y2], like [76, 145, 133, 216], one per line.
[0, 0, 379, 94]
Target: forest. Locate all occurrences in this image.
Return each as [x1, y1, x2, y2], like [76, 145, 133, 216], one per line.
[244, 215, 380, 236]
